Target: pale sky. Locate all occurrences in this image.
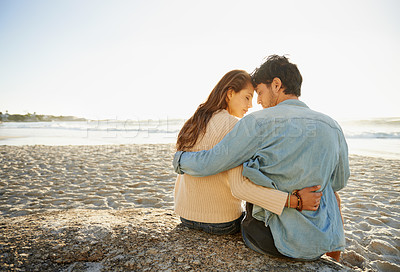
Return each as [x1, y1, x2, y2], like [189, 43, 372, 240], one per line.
[1, 0, 399, 120]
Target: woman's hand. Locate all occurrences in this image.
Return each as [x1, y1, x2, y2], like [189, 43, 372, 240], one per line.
[297, 185, 322, 211]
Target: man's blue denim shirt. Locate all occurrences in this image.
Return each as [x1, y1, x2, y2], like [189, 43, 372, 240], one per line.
[173, 100, 350, 260]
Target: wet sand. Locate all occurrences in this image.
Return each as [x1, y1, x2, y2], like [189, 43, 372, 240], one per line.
[0, 144, 399, 271]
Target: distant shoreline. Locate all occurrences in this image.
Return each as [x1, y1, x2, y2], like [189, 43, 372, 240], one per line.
[0, 112, 86, 122]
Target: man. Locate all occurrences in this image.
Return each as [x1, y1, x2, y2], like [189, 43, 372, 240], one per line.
[173, 55, 349, 261]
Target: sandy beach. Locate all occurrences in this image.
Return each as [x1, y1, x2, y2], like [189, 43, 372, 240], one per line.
[1, 144, 399, 271]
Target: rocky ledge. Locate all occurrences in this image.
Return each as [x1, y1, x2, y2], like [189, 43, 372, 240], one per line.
[0, 208, 351, 271]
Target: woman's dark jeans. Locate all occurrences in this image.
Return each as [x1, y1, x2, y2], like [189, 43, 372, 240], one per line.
[180, 213, 244, 235]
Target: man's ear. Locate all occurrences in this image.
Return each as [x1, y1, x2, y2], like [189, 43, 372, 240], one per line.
[272, 78, 283, 93]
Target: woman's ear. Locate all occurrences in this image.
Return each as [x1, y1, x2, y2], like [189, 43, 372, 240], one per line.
[226, 89, 234, 100]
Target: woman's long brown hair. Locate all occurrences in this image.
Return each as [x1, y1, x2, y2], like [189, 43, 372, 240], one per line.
[176, 70, 252, 151]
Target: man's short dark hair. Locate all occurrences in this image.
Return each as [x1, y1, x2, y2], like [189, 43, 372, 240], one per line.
[251, 55, 302, 97]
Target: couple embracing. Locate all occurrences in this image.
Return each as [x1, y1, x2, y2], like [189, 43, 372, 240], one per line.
[172, 55, 349, 262]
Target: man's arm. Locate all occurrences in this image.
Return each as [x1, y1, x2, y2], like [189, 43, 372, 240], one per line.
[173, 115, 262, 177]
[331, 131, 350, 192]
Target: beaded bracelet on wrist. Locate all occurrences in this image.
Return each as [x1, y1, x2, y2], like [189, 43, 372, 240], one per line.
[292, 190, 303, 212]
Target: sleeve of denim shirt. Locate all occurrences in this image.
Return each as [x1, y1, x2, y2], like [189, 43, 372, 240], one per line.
[331, 130, 350, 192]
[173, 114, 261, 177]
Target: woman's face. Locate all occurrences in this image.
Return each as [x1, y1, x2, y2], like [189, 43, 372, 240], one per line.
[226, 84, 254, 118]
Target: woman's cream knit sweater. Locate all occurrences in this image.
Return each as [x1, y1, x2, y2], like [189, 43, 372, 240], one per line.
[174, 110, 288, 223]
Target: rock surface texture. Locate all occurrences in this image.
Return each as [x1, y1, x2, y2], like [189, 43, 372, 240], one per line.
[0, 208, 350, 272]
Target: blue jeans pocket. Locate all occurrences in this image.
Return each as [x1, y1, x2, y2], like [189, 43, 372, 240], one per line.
[180, 215, 243, 235]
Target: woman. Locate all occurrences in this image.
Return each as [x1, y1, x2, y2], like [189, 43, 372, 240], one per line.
[174, 70, 321, 235]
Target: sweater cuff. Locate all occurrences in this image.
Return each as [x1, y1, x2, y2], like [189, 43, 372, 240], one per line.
[173, 151, 185, 174]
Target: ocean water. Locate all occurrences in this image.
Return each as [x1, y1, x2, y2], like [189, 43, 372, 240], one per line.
[1, 117, 399, 160]
[339, 117, 400, 160]
[0, 119, 182, 145]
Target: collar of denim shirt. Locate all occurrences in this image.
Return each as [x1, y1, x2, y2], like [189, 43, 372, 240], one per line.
[276, 99, 308, 108]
